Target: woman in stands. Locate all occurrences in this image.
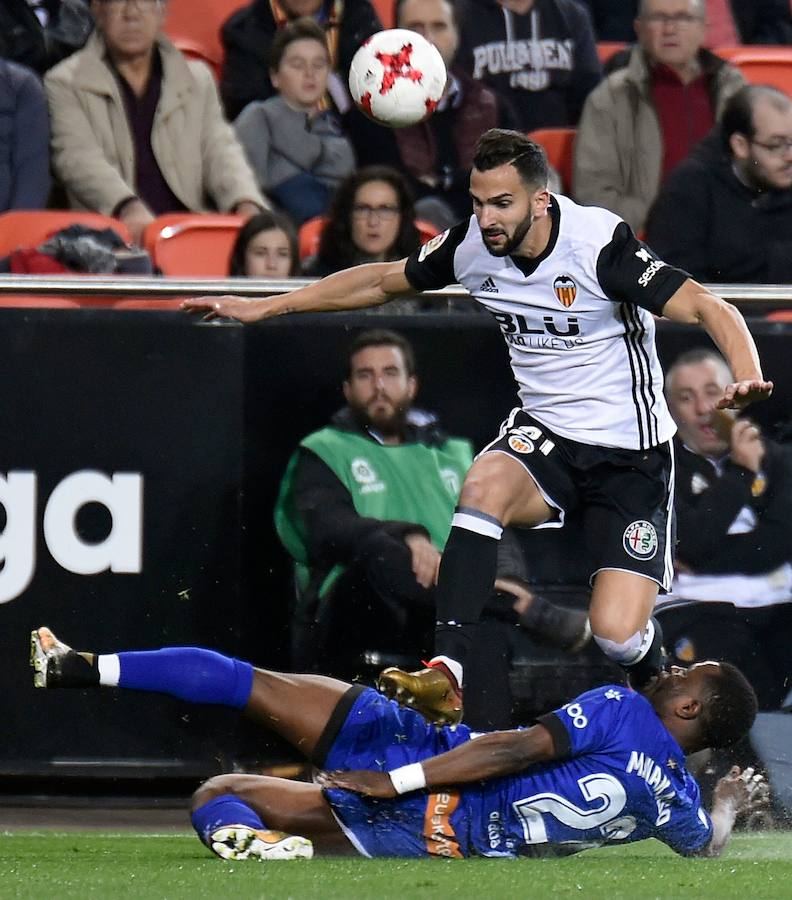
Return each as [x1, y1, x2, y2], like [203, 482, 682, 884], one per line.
[305, 166, 420, 276]
[229, 211, 300, 278]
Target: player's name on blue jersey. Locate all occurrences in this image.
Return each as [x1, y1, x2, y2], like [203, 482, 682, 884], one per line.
[625, 750, 677, 826]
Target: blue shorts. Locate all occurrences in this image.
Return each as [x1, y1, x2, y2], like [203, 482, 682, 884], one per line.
[318, 686, 474, 858]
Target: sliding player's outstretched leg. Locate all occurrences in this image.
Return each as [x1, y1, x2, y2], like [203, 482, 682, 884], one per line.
[378, 451, 552, 725]
[30, 626, 351, 760]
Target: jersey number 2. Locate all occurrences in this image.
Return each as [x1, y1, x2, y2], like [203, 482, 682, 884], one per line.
[513, 773, 627, 843]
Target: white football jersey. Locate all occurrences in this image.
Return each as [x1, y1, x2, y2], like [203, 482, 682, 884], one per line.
[405, 195, 685, 450]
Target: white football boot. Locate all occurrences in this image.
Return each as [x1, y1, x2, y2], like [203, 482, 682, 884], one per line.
[209, 825, 313, 861]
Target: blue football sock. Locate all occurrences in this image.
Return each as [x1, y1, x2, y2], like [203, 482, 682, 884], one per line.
[191, 794, 265, 846]
[116, 647, 253, 708]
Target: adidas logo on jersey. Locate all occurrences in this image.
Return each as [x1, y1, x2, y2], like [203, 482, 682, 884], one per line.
[480, 277, 499, 293]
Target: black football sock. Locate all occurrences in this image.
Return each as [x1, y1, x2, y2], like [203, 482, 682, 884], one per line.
[48, 651, 100, 688]
[433, 511, 502, 671]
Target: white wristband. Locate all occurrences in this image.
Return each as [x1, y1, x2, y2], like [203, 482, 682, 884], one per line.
[388, 762, 427, 795]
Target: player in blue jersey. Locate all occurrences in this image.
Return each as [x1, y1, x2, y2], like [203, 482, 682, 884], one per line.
[31, 626, 766, 861]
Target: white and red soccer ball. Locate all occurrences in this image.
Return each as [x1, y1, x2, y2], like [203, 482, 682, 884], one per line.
[348, 29, 447, 129]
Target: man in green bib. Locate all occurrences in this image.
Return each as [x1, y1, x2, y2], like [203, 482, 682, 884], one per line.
[275, 329, 472, 677]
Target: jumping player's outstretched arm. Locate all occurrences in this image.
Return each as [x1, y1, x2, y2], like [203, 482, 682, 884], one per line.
[318, 723, 557, 798]
[180, 259, 414, 323]
[661, 281, 774, 410]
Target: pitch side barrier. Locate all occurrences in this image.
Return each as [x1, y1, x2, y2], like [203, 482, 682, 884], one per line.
[0, 278, 789, 783]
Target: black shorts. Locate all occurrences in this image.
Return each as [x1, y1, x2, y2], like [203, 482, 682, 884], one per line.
[481, 408, 674, 590]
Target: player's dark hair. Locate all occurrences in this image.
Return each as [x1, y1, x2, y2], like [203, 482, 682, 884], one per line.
[721, 84, 792, 152]
[315, 166, 420, 272]
[347, 329, 416, 377]
[269, 17, 329, 71]
[228, 210, 300, 276]
[472, 129, 549, 190]
[698, 662, 758, 749]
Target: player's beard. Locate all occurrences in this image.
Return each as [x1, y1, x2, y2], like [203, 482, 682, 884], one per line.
[482, 209, 534, 257]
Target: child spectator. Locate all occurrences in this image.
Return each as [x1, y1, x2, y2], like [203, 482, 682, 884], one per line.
[304, 166, 420, 276]
[229, 210, 301, 277]
[234, 18, 355, 226]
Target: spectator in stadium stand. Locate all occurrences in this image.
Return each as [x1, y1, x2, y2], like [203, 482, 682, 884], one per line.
[0, 0, 93, 75]
[393, 0, 519, 229]
[44, 0, 266, 246]
[228, 210, 301, 276]
[303, 166, 421, 277]
[659, 348, 792, 713]
[453, 0, 602, 133]
[220, 0, 397, 168]
[234, 19, 355, 226]
[573, 0, 744, 234]
[274, 328, 589, 728]
[0, 58, 51, 212]
[645, 85, 792, 283]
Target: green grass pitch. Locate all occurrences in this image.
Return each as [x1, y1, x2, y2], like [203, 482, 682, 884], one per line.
[1, 832, 791, 900]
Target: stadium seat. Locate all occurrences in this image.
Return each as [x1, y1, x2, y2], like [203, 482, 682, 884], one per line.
[162, 0, 248, 78]
[172, 37, 222, 81]
[0, 210, 131, 257]
[596, 41, 628, 66]
[297, 216, 440, 261]
[371, 0, 395, 29]
[716, 46, 792, 94]
[143, 213, 244, 276]
[527, 127, 576, 194]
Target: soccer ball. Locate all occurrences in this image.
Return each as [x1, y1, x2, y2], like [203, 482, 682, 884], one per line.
[348, 29, 447, 129]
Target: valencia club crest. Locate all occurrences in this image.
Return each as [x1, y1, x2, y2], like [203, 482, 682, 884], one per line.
[553, 274, 577, 308]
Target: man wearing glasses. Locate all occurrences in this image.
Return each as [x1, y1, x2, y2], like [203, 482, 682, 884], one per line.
[573, 0, 744, 233]
[44, 0, 265, 244]
[646, 84, 792, 283]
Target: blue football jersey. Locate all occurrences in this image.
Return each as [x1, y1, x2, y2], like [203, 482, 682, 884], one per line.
[322, 686, 711, 859]
[463, 685, 712, 857]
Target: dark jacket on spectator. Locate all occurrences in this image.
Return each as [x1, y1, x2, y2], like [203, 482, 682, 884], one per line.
[645, 128, 792, 283]
[0, 0, 93, 75]
[673, 436, 792, 576]
[0, 59, 50, 212]
[454, 0, 601, 132]
[576, 0, 637, 42]
[220, 0, 381, 120]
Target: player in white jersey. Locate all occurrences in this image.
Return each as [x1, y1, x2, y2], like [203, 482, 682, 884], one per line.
[184, 130, 773, 726]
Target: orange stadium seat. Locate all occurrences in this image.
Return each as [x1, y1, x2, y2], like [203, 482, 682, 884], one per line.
[162, 0, 249, 77]
[527, 127, 576, 194]
[716, 46, 792, 95]
[298, 216, 439, 261]
[143, 213, 244, 276]
[372, 0, 395, 29]
[596, 41, 628, 66]
[0, 210, 131, 257]
[172, 37, 223, 80]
